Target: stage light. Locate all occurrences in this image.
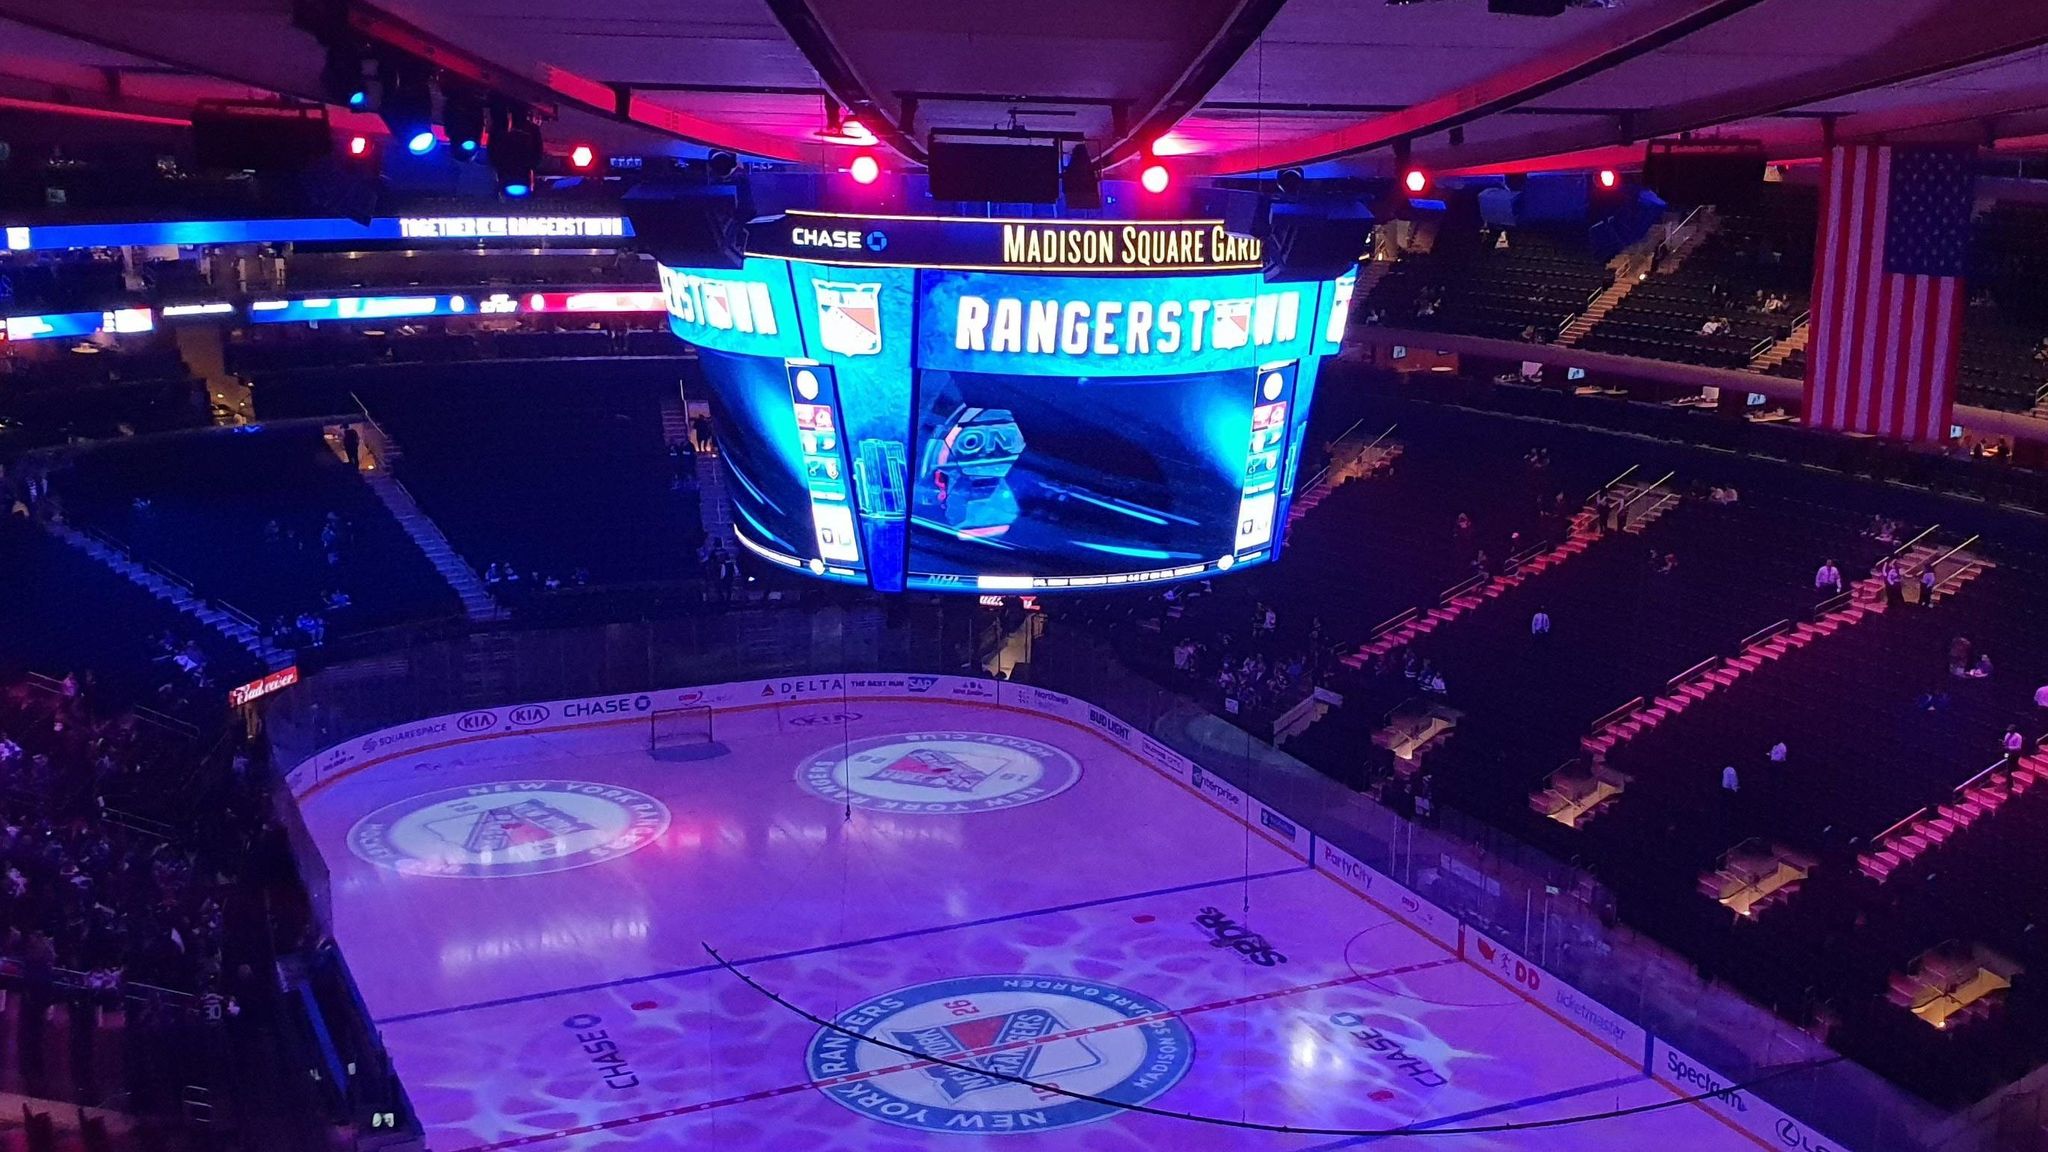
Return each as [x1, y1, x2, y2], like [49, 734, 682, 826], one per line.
[487, 98, 542, 195]
[816, 104, 876, 145]
[707, 150, 741, 180]
[1404, 168, 1428, 194]
[347, 135, 370, 157]
[1598, 168, 1618, 189]
[377, 58, 436, 156]
[321, 44, 374, 110]
[569, 144, 595, 170]
[849, 153, 880, 184]
[1141, 164, 1170, 194]
[443, 88, 486, 155]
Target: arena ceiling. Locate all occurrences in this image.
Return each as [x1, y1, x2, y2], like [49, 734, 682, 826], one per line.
[2, 0, 2047, 179]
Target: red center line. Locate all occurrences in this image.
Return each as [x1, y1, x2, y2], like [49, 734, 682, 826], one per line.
[448, 956, 1461, 1152]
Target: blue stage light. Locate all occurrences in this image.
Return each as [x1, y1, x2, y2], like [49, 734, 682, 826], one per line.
[407, 130, 437, 155]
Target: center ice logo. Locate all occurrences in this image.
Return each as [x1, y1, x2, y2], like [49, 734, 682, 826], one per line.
[346, 780, 670, 878]
[804, 974, 1193, 1134]
[796, 731, 1081, 814]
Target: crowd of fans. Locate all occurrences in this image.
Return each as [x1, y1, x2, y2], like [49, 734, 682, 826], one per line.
[0, 675, 279, 1106]
[1133, 586, 1330, 731]
[244, 509, 365, 649]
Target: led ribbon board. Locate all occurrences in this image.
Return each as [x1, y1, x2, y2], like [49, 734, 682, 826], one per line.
[1, 308, 153, 342]
[748, 212, 1263, 273]
[5, 215, 633, 253]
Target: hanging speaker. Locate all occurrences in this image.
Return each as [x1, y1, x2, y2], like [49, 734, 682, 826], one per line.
[624, 186, 745, 269]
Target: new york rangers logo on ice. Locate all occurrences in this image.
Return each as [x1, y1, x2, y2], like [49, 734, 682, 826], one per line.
[892, 1007, 1103, 1100]
[796, 731, 1081, 814]
[805, 975, 1191, 1133]
[347, 780, 669, 878]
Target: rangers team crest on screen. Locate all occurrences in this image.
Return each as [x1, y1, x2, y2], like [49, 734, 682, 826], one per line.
[346, 780, 669, 878]
[796, 731, 1080, 814]
[804, 974, 1192, 1133]
[814, 281, 884, 356]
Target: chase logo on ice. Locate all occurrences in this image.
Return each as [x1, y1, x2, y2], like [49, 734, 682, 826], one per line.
[804, 975, 1192, 1133]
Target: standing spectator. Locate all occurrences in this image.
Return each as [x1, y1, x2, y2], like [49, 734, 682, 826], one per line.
[1919, 567, 1938, 607]
[1768, 741, 1788, 763]
[1881, 559, 1903, 609]
[1721, 764, 1740, 793]
[1814, 559, 1843, 596]
[2003, 725, 2028, 769]
[341, 424, 361, 469]
[1530, 607, 1552, 638]
[721, 550, 741, 602]
[690, 413, 715, 455]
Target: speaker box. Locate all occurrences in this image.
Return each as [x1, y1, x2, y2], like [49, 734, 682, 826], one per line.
[927, 138, 1061, 204]
[1644, 143, 1766, 210]
[1263, 200, 1375, 283]
[191, 104, 330, 171]
[624, 186, 745, 269]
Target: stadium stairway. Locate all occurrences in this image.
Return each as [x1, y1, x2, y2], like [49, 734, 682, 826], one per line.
[1579, 541, 1983, 767]
[1342, 474, 1676, 663]
[1750, 317, 1811, 375]
[40, 520, 294, 671]
[1286, 434, 1401, 527]
[659, 387, 691, 448]
[1858, 745, 2048, 885]
[345, 420, 503, 623]
[697, 450, 736, 547]
[1558, 209, 1719, 347]
[1580, 570, 1891, 764]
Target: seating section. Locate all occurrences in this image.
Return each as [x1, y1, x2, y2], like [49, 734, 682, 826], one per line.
[282, 250, 653, 291]
[342, 361, 704, 586]
[224, 323, 676, 376]
[53, 427, 460, 639]
[0, 521, 257, 714]
[1955, 303, 2046, 413]
[1581, 188, 1816, 368]
[1361, 216, 1612, 342]
[1, 338, 204, 450]
[1067, 386, 2048, 1105]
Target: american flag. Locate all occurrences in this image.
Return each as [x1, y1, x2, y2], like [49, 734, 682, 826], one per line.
[1805, 145, 1974, 442]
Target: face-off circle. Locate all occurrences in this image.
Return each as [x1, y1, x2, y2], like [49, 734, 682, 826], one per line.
[805, 974, 1194, 1133]
[796, 731, 1082, 814]
[346, 780, 670, 878]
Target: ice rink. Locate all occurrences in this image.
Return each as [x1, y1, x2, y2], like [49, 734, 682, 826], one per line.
[292, 693, 1763, 1151]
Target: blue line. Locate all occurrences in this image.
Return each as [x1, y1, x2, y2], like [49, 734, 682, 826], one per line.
[377, 863, 1311, 1025]
[1295, 1073, 1646, 1151]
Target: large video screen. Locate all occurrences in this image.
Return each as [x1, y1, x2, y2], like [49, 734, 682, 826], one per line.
[695, 349, 867, 584]
[905, 364, 1298, 591]
[663, 224, 1351, 594]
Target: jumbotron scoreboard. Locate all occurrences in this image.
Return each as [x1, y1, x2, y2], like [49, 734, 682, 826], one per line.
[659, 211, 1355, 594]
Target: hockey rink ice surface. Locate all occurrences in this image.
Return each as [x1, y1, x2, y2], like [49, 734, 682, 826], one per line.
[294, 695, 1763, 1152]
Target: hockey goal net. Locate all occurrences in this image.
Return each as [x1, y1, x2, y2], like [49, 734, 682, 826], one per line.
[650, 706, 715, 757]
